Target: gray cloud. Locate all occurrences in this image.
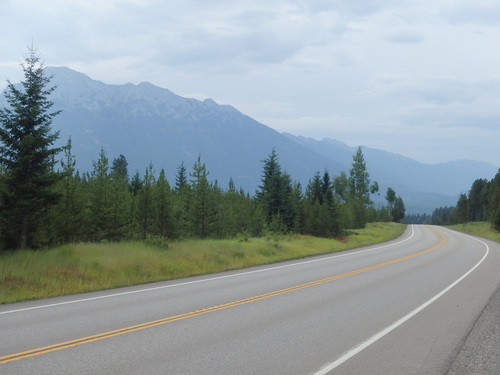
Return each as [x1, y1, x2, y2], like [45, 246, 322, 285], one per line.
[440, 0, 500, 26]
[385, 31, 424, 44]
[329, 0, 402, 16]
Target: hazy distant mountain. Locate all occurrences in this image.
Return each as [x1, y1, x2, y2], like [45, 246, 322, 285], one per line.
[43, 67, 344, 192]
[1, 67, 497, 214]
[285, 135, 498, 213]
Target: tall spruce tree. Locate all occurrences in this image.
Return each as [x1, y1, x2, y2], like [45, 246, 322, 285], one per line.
[256, 149, 295, 232]
[52, 137, 85, 243]
[137, 162, 156, 239]
[190, 156, 217, 238]
[155, 169, 173, 238]
[111, 154, 129, 181]
[0, 47, 62, 249]
[88, 148, 113, 241]
[456, 193, 469, 224]
[109, 156, 132, 241]
[175, 162, 188, 192]
[172, 162, 191, 238]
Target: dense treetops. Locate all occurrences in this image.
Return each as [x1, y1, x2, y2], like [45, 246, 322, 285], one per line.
[0, 140, 404, 250]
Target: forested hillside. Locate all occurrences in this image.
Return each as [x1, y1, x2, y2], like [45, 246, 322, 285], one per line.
[426, 171, 500, 230]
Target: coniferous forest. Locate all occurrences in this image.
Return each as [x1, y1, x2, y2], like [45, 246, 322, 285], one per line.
[1, 49, 409, 251]
[424, 172, 500, 230]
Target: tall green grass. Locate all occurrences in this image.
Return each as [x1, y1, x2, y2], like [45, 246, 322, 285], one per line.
[447, 222, 500, 243]
[0, 222, 406, 304]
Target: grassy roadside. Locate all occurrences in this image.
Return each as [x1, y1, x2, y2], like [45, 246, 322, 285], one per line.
[0, 222, 406, 304]
[446, 222, 500, 243]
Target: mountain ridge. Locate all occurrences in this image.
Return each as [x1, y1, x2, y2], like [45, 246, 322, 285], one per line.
[42, 67, 347, 194]
[285, 134, 497, 213]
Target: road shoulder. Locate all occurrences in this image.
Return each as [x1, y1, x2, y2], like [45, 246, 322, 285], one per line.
[447, 282, 500, 374]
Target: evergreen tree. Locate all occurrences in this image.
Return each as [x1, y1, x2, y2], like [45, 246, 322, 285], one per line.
[0, 47, 62, 249]
[303, 172, 341, 237]
[51, 138, 85, 243]
[469, 178, 488, 221]
[129, 171, 142, 195]
[189, 156, 217, 238]
[256, 149, 296, 232]
[175, 161, 188, 191]
[172, 163, 191, 238]
[111, 154, 129, 181]
[137, 162, 156, 239]
[456, 193, 469, 224]
[279, 171, 297, 231]
[289, 181, 303, 231]
[228, 178, 236, 193]
[320, 171, 334, 204]
[215, 180, 242, 237]
[247, 199, 266, 237]
[329, 195, 342, 236]
[109, 156, 132, 241]
[306, 172, 322, 203]
[155, 168, 173, 238]
[257, 148, 282, 223]
[88, 148, 113, 241]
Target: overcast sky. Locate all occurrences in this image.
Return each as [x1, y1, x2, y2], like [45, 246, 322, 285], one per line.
[1, 0, 499, 167]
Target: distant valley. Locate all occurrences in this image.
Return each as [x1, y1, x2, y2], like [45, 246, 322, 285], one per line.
[2, 66, 497, 214]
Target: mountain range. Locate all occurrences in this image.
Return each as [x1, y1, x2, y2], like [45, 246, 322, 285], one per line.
[1, 66, 498, 214]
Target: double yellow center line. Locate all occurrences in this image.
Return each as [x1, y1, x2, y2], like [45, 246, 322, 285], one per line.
[1, 228, 446, 364]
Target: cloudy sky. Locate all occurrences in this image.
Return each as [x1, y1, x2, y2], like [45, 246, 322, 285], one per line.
[1, 0, 499, 167]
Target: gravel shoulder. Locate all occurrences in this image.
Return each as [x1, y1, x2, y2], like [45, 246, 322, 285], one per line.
[447, 282, 500, 374]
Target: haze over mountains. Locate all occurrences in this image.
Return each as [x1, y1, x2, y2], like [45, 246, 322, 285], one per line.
[2, 67, 498, 214]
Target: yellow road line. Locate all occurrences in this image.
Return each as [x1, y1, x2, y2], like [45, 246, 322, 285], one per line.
[1, 228, 446, 365]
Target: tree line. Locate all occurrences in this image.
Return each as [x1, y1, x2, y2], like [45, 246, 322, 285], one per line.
[425, 171, 500, 230]
[0, 49, 405, 251]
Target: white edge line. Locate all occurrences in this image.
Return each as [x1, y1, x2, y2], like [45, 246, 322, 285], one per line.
[0, 226, 416, 315]
[312, 228, 490, 375]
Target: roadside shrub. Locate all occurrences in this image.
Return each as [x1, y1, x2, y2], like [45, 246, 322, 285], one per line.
[144, 235, 169, 250]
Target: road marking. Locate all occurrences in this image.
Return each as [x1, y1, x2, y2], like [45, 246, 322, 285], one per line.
[0, 226, 416, 315]
[312, 227, 490, 375]
[0, 225, 439, 365]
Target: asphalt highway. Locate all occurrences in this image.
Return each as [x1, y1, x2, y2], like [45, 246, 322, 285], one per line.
[1, 225, 499, 374]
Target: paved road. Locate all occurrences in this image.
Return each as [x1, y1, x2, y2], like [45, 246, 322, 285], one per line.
[1, 225, 499, 374]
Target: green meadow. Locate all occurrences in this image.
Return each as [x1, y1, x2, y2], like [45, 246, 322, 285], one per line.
[447, 221, 500, 243]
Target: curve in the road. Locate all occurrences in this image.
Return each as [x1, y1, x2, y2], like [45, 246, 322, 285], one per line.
[312, 229, 490, 375]
[1, 225, 450, 365]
